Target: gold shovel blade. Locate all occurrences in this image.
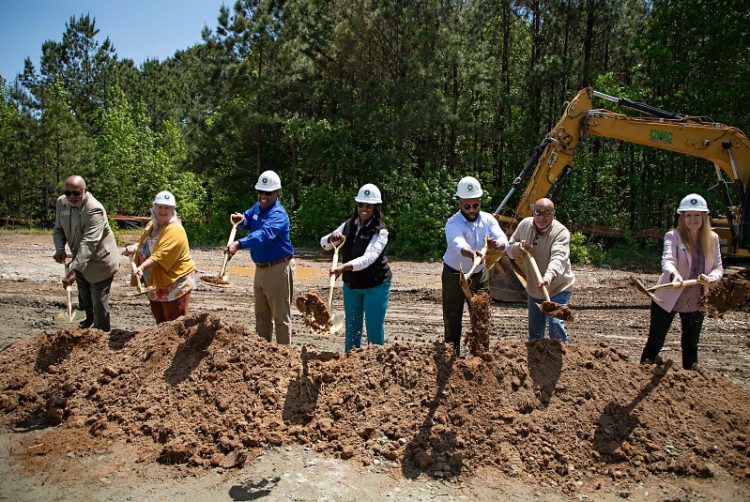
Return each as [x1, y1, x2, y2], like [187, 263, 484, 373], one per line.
[329, 313, 344, 334]
[54, 309, 87, 324]
[630, 276, 661, 303]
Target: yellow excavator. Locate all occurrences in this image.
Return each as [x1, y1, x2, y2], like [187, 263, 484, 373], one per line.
[490, 87, 750, 302]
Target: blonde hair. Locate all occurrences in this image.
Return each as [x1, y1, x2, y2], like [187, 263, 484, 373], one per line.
[677, 213, 713, 264]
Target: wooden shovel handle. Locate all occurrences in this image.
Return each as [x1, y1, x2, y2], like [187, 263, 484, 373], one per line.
[327, 236, 346, 310]
[130, 255, 147, 293]
[522, 248, 551, 302]
[647, 278, 701, 293]
[219, 221, 241, 277]
[64, 261, 73, 320]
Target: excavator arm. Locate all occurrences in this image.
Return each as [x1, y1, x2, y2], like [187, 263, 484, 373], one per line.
[490, 87, 750, 302]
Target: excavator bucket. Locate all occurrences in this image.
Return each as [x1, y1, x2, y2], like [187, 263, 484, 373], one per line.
[489, 255, 528, 303]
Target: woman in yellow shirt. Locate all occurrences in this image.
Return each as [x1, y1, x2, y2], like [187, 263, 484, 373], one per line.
[123, 191, 196, 323]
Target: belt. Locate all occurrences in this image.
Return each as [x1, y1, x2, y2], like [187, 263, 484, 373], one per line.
[256, 255, 293, 269]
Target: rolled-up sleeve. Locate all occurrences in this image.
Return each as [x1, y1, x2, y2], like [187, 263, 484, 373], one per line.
[348, 229, 389, 271]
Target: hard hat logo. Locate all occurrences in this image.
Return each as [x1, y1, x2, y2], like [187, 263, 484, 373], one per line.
[365, 190, 370, 196]
[262, 178, 268, 183]
[467, 184, 474, 191]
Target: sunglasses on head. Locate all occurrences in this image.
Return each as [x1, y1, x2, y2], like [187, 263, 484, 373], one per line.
[462, 203, 480, 211]
[357, 202, 373, 209]
[534, 209, 554, 217]
[64, 190, 82, 197]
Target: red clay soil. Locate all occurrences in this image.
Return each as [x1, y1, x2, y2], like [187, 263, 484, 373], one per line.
[1, 313, 749, 493]
[704, 269, 750, 317]
[295, 291, 333, 332]
[466, 292, 491, 356]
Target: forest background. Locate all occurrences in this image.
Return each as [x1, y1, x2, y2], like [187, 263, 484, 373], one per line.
[1, 0, 748, 264]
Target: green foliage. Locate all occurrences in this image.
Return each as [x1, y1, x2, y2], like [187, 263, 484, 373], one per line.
[387, 171, 455, 261]
[2, 0, 749, 271]
[291, 186, 352, 246]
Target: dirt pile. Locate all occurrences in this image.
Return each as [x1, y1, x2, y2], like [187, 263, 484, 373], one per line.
[704, 269, 750, 317]
[1, 313, 750, 491]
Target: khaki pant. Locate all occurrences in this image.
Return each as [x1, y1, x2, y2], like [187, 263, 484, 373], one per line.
[254, 258, 294, 344]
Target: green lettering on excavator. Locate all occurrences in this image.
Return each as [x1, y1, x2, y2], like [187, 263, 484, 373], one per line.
[649, 129, 672, 144]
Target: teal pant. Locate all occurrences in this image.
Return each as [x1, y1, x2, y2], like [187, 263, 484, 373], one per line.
[342, 280, 391, 352]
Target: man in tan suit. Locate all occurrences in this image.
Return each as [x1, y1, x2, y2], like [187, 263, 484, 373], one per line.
[53, 175, 119, 331]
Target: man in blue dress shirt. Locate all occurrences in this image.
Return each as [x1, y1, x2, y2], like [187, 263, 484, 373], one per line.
[227, 170, 295, 344]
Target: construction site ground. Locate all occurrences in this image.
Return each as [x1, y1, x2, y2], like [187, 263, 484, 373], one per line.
[0, 231, 749, 501]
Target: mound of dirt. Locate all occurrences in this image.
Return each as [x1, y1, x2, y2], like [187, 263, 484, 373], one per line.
[704, 269, 750, 317]
[295, 291, 333, 332]
[1, 313, 750, 492]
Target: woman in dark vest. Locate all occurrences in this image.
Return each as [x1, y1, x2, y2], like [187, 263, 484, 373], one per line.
[320, 183, 392, 352]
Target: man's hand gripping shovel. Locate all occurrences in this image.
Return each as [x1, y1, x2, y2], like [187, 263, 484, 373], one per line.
[523, 247, 575, 321]
[201, 218, 241, 289]
[54, 261, 87, 324]
[459, 237, 488, 301]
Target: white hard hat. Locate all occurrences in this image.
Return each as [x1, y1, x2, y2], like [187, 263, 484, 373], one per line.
[676, 193, 709, 213]
[456, 176, 483, 199]
[255, 170, 282, 191]
[355, 183, 382, 204]
[153, 190, 176, 207]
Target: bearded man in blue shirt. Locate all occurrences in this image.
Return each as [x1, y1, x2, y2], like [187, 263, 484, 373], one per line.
[227, 170, 295, 344]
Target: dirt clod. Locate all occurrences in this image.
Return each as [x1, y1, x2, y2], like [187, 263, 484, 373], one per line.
[703, 269, 750, 317]
[540, 300, 575, 321]
[295, 291, 333, 332]
[466, 292, 491, 356]
[200, 275, 231, 287]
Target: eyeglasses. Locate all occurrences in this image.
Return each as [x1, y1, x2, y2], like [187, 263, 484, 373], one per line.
[534, 209, 554, 217]
[257, 190, 274, 196]
[462, 203, 480, 211]
[357, 202, 373, 209]
[64, 190, 82, 197]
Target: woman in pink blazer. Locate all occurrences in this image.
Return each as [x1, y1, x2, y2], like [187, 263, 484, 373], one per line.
[641, 193, 723, 370]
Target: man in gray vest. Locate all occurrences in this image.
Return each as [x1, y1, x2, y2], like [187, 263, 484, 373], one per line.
[53, 175, 119, 331]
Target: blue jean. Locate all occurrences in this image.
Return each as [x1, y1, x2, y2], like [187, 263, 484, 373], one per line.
[342, 280, 391, 352]
[528, 290, 571, 343]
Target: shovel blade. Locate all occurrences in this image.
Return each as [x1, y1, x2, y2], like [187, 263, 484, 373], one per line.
[54, 309, 87, 324]
[630, 276, 661, 303]
[329, 313, 344, 335]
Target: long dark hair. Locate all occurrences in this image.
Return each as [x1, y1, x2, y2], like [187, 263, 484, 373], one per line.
[347, 204, 386, 238]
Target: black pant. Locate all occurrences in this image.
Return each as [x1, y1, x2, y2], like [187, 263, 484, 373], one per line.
[75, 273, 113, 332]
[441, 263, 489, 356]
[641, 301, 704, 369]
